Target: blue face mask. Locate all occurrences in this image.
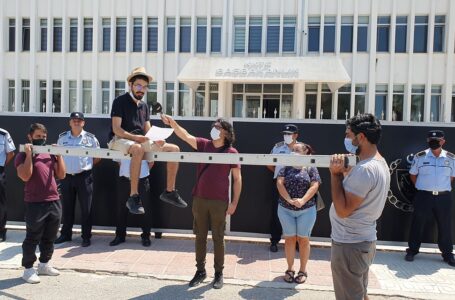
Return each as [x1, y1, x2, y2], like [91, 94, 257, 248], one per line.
[344, 138, 358, 154]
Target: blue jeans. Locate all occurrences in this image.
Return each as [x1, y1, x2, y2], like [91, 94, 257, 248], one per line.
[277, 204, 316, 238]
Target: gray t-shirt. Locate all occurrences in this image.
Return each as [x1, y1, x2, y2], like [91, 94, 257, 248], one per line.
[330, 156, 390, 243]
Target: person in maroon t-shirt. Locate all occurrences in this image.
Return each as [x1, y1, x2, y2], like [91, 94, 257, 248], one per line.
[15, 123, 66, 284]
[161, 115, 242, 289]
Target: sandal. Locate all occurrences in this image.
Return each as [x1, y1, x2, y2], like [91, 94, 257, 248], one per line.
[283, 270, 295, 283]
[294, 271, 308, 284]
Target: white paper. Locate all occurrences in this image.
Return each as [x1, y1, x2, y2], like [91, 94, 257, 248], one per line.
[145, 126, 174, 141]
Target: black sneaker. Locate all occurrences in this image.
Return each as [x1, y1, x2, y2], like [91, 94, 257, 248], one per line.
[189, 270, 207, 287]
[159, 190, 187, 208]
[443, 255, 455, 267]
[212, 272, 224, 289]
[109, 236, 125, 246]
[126, 194, 145, 214]
[155, 232, 162, 239]
[54, 235, 72, 244]
[269, 243, 278, 253]
[0, 229, 6, 242]
[405, 252, 415, 262]
[141, 233, 151, 247]
[81, 239, 91, 247]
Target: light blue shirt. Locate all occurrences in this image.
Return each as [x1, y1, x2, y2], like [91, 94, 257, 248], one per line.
[0, 128, 16, 167]
[409, 149, 455, 192]
[118, 159, 150, 179]
[57, 130, 100, 174]
[270, 141, 293, 179]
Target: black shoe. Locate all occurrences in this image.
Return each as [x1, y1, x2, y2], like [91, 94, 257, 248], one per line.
[126, 194, 145, 214]
[212, 272, 224, 289]
[54, 235, 72, 244]
[0, 229, 6, 242]
[159, 190, 187, 208]
[155, 232, 162, 239]
[189, 270, 207, 287]
[443, 256, 455, 267]
[141, 236, 151, 247]
[405, 252, 415, 262]
[81, 239, 91, 247]
[109, 236, 125, 246]
[270, 243, 278, 253]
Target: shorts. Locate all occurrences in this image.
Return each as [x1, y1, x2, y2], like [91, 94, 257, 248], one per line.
[107, 136, 162, 161]
[277, 204, 316, 238]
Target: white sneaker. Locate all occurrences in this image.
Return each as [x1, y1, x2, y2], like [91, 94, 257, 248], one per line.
[22, 268, 40, 284]
[37, 262, 60, 276]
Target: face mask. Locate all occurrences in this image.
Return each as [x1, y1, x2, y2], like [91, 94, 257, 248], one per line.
[344, 138, 358, 154]
[428, 139, 441, 150]
[284, 135, 293, 145]
[210, 127, 221, 140]
[32, 139, 46, 146]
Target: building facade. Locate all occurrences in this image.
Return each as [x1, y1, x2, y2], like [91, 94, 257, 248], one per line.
[1, 0, 455, 124]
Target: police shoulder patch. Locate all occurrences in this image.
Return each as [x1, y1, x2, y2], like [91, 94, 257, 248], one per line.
[0, 129, 7, 136]
[415, 151, 426, 158]
[85, 132, 96, 139]
[446, 151, 455, 159]
[59, 131, 69, 138]
[274, 141, 285, 147]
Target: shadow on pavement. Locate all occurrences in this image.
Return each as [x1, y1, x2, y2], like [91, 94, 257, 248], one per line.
[131, 282, 212, 300]
[238, 281, 300, 299]
[0, 277, 27, 299]
[0, 245, 22, 261]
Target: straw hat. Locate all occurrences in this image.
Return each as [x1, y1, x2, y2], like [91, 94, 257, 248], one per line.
[126, 66, 153, 83]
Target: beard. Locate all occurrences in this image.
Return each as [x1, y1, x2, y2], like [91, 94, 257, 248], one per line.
[132, 91, 144, 100]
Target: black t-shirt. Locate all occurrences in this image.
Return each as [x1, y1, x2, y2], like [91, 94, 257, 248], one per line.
[109, 93, 150, 140]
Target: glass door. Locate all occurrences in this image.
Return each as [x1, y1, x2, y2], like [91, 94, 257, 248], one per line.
[263, 94, 280, 118]
[245, 94, 261, 118]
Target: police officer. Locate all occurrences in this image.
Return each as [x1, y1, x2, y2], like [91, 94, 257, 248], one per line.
[406, 130, 455, 266]
[0, 128, 15, 242]
[54, 112, 100, 247]
[266, 124, 301, 252]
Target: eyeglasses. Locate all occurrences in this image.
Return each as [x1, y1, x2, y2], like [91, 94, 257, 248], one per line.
[133, 84, 148, 91]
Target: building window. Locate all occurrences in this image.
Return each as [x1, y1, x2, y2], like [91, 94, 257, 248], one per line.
[116, 18, 127, 52]
[147, 17, 158, 52]
[395, 16, 407, 53]
[354, 84, 367, 115]
[323, 16, 335, 53]
[283, 17, 296, 52]
[433, 15, 445, 52]
[21, 80, 30, 112]
[180, 17, 191, 53]
[357, 16, 369, 52]
[178, 83, 190, 116]
[340, 16, 353, 53]
[52, 80, 62, 113]
[321, 84, 332, 119]
[39, 80, 47, 112]
[337, 85, 351, 119]
[68, 80, 77, 113]
[53, 18, 63, 52]
[83, 81, 92, 113]
[69, 18, 78, 52]
[8, 80, 15, 111]
[232, 84, 244, 117]
[209, 83, 219, 117]
[414, 16, 428, 53]
[165, 82, 175, 115]
[40, 19, 48, 51]
[308, 17, 320, 52]
[248, 17, 262, 53]
[411, 85, 425, 121]
[195, 83, 205, 116]
[266, 17, 279, 53]
[147, 82, 158, 113]
[234, 17, 246, 53]
[8, 19, 15, 52]
[392, 85, 404, 121]
[102, 18, 111, 51]
[211, 17, 222, 53]
[376, 16, 390, 52]
[431, 85, 442, 122]
[132, 18, 142, 52]
[305, 84, 317, 119]
[84, 18, 93, 51]
[101, 81, 110, 114]
[166, 18, 175, 51]
[196, 18, 207, 53]
[375, 84, 387, 120]
[22, 18, 30, 51]
[115, 81, 125, 98]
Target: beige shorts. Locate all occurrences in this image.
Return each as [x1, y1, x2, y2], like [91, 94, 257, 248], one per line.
[108, 136, 162, 162]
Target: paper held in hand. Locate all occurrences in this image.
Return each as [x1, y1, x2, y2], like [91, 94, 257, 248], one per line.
[145, 126, 174, 141]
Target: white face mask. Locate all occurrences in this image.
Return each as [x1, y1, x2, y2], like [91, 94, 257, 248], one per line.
[284, 134, 293, 145]
[344, 138, 358, 154]
[210, 127, 221, 140]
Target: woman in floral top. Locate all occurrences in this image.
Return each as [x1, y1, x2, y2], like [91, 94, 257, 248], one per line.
[276, 143, 321, 284]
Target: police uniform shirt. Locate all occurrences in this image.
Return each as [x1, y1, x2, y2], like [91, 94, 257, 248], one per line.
[409, 149, 455, 192]
[118, 159, 149, 179]
[270, 141, 293, 179]
[0, 128, 16, 167]
[57, 130, 100, 174]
